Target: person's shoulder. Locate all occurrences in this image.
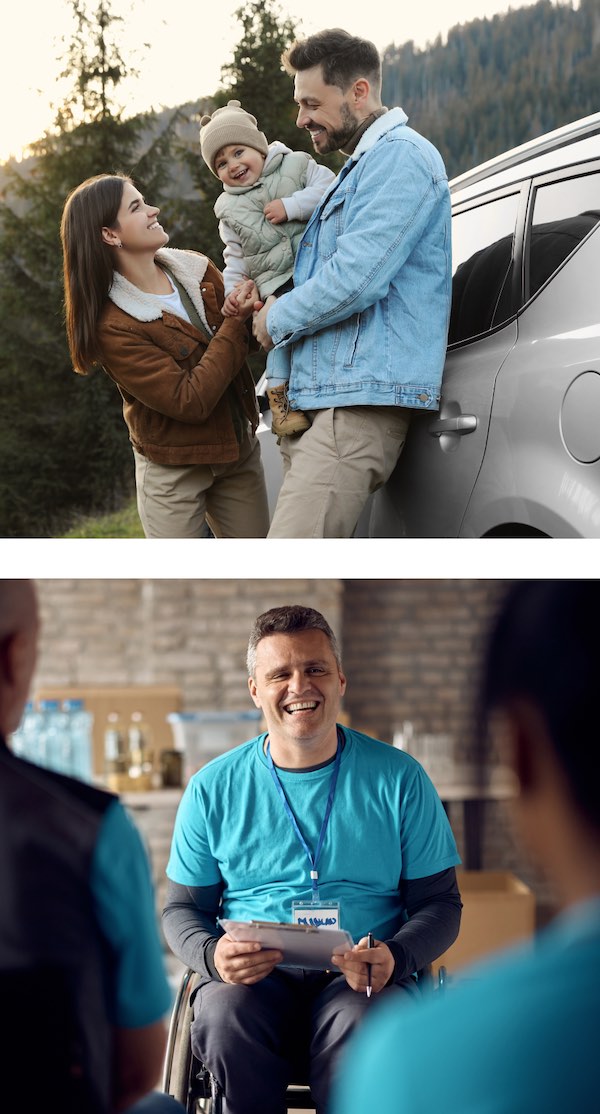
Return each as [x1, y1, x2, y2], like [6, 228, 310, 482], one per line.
[344, 726, 415, 767]
[268, 140, 292, 157]
[5, 750, 115, 819]
[384, 114, 447, 175]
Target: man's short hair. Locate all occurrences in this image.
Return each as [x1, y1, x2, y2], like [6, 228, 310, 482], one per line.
[247, 605, 342, 676]
[281, 28, 381, 94]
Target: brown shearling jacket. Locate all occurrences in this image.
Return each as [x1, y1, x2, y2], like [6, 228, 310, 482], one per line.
[97, 248, 260, 466]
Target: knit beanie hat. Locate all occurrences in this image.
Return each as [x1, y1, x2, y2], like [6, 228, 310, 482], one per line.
[199, 100, 269, 175]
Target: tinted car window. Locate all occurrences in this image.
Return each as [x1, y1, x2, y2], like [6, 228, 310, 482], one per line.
[528, 172, 600, 298]
[448, 193, 520, 345]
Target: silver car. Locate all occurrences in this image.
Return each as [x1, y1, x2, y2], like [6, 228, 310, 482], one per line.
[359, 111, 600, 537]
[259, 113, 600, 537]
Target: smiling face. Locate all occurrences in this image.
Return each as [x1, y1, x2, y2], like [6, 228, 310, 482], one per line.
[294, 64, 363, 154]
[102, 180, 169, 254]
[214, 143, 266, 188]
[248, 629, 346, 766]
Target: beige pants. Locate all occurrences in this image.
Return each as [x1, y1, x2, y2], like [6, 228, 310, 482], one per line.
[268, 406, 410, 539]
[134, 435, 270, 539]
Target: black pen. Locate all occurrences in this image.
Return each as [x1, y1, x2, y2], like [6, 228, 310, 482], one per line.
[366, 931, 374, 998]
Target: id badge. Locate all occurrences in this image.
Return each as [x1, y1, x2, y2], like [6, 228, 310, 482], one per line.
[292, 900, 341, 930]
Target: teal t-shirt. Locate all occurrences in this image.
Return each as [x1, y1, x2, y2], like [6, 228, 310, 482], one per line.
[166, 727, 460, 942]
[331, 897, 600, 1114]
[90, 799, 172, 1028]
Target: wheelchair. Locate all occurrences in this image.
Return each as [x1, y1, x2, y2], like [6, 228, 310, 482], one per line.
[162, 965, 446, 1112]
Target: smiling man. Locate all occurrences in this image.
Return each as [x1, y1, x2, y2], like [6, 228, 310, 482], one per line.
[252, 29, 452, 538]
[163, 605, 462, 1114]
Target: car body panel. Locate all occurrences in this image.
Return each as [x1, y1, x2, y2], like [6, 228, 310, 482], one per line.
[359, 321, 519, 537]
[461, 225, 600, 537]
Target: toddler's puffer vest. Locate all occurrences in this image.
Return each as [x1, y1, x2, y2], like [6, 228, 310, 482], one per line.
[215, 150, 311, 297]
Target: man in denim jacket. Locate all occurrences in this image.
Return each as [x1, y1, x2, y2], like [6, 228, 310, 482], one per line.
[253, 28, 452, 538]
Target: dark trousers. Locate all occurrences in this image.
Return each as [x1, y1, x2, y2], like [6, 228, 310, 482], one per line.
[191, 969, 412, 1114]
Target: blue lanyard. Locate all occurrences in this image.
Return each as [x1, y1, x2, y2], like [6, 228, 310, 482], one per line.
[266, 734, 342, 900]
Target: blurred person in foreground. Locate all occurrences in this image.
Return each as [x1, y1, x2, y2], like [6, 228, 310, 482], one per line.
[332, 580, 600, 1114]
[0, 580, 183, 1114]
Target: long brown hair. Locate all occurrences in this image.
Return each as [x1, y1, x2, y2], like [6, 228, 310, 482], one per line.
[61, 173, 130, 374]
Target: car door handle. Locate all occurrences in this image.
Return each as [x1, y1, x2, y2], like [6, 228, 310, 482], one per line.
[429, 415, 478, 436]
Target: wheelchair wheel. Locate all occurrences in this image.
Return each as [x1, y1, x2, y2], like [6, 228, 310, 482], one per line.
[163, 969, 210, 1112]
[164, 968, 317, 1111]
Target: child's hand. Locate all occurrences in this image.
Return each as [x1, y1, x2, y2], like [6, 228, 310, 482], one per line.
[264, 200, 287, 224]
[222, 291, 240, 317]
[235, 279, 260, 321]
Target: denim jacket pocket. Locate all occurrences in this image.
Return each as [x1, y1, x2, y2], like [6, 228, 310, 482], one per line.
[343, 314, 361, 367]
[317, 191, 347, 259]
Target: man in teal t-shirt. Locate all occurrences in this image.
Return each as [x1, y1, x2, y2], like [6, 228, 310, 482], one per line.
[164, 604, 461, 1114]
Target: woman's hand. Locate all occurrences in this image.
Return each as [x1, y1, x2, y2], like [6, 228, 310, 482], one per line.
[331, 936, 395, 994]
[233, 279, 260, 321]
[214, 933, 282, 985]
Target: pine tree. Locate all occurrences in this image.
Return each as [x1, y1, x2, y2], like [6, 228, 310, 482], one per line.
[219, 0, 311, 151]
[170, 0, 341, 265]
[0, 1, 175, 537]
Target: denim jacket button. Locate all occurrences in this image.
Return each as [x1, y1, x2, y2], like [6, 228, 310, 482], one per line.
[418, 392, 429, 403]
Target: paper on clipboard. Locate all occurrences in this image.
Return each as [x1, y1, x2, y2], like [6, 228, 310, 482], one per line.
[218, 918, 354, 970]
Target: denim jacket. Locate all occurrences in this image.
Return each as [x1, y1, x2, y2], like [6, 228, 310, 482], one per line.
[267, 108, 452, 411]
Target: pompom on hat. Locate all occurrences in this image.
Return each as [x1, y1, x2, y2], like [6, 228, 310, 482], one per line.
[199, 100, 269, 175]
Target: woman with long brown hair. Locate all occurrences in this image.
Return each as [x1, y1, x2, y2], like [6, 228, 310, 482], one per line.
[61, 173, 270, 538]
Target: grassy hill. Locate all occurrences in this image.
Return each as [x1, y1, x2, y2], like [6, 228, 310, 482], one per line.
[59, 499, 144, 538]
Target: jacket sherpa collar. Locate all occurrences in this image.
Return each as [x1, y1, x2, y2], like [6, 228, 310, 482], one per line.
[350, 107, 409, 163]
[108, 247, 211, 331]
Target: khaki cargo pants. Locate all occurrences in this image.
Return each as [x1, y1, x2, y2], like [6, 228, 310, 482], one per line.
[134, 434, 270, 539]
[268, 405, 411, 539]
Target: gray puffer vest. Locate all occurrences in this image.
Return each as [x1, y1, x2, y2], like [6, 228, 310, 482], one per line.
[215, 149, 311, 297]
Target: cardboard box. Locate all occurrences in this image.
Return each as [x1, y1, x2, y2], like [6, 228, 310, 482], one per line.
[34, 685, 181, 776]
[433, 869, 535, 975]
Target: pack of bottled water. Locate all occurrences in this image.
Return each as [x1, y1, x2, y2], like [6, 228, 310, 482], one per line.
[11, 698, 94, 782]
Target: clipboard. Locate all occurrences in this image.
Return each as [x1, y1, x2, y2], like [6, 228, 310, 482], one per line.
[218, 918, 354, 970]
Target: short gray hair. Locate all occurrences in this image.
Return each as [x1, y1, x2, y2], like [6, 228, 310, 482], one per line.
[246, 605, 341, 677]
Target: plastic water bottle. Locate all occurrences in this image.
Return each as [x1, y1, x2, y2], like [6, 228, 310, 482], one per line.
[10, 700, 40, 761]
[104, 711, 127, 790]
[63, 698, 94, 782]
[38, 699, 70, 773]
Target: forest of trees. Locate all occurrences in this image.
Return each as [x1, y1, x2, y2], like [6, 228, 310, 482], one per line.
[0, 0, 597, 537]
[381, 0, 600, 178]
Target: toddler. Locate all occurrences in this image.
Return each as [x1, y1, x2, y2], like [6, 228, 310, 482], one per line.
[199, 100, 335, 437]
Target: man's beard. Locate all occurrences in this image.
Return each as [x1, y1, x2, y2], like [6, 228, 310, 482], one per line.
[315, 102, 361, 154]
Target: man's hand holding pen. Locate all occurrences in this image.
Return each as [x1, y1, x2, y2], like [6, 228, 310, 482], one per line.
[331, 935, 395, 995]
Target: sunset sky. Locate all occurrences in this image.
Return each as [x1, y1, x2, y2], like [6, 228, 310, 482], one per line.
[3, 0, 546, 163]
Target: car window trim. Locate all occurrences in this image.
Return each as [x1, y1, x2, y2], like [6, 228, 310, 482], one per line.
[521, 158, 600, 305]
[448, 183, 529, 351]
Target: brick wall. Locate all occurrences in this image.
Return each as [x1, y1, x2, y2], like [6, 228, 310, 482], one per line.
[341, 578, 505, 750]
[33, 579, 343, 710]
